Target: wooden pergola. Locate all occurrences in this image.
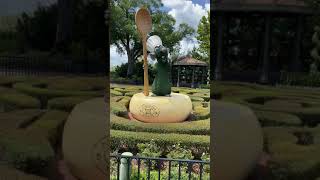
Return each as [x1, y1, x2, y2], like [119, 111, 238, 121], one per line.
[172, 55, 208, 88]
[212, 0, 314, 83]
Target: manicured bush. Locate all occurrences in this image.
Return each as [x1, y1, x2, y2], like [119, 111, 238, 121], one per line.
[263, 127, 320, 179]
[111, 114, 210, 135]
[193, 104, 210, 120]
[124, 91, 137, 97]
[48, 96, 93, 111]
[264, 99, 302, 109]
[111, 130, 209, 152]
[45, 77, 106, 91]
[190, 96, 204, 102]
[110, 89, 123, 96]
[255, 111, 301, 127]
[14, 82, 102, 98]
[0, 130, 54, 177]
[0, 109, 44, 131]
[110, 102, 127, 117]
[27, 110, 69, 150]
[0, 76, 27, 87]
[113, 87, 134, 94]
[0, 89, 41, 110]
[0, 164, 48, 180]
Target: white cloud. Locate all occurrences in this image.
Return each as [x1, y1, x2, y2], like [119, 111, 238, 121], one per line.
[162, 0, 209, 54]
[162, 0, 209, 30]
[110, 46, 127, 68]
[179, 37, 199, 54]
[205, 3, 210, 12]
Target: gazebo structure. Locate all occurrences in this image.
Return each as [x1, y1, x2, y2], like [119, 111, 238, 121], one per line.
[172, 55, 208, 88]
[212, 0, 314, 83]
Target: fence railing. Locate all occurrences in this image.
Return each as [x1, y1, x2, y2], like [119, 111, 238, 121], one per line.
[0, 56, 107, 76]
[110, 153, 210, 180]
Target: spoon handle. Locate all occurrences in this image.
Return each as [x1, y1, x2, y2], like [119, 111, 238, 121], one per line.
[143, 35, 149, 96]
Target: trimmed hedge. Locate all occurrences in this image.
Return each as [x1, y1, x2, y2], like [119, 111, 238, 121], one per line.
[0, 164, 48, 180]
[45, 77, 106, 91]
[111, 114, 210, 135]
[113, 87, 134, 94]
[0, 130, 54, 176]
[27, 110, 69, 150]
[0, 109, 44, 131]
[190, 96, 204, 102]
[111, 89, 123, 96]
[263, 127, 320, 179]
[124, 91, 137, 97]
[48, 96, 93, 111]
[0, 88, 40, 110]
[111, 130, 209, 152]
[255, 111, 301, 127]
[0, 76, 27, 87]
[13, 82, 102, 99]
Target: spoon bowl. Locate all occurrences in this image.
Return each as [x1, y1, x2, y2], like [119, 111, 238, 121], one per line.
[135, 8, 152, 36]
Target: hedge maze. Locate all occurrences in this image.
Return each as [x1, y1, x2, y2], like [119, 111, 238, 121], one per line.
[110, 84, 210, 157]
[0, 76, 105, 179]
[212, 81, 320, 179]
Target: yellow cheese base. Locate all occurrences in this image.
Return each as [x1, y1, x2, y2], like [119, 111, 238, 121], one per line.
[129, 92, 192, 123]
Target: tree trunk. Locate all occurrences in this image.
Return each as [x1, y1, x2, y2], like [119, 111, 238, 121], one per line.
[55, 0, 73, 54]
[127, 50, 134, 77]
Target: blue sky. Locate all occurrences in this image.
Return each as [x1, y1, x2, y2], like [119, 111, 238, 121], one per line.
[111, 0, 210, 68]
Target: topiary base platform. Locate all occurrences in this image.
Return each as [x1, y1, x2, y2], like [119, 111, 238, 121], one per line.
[212, 100, 263, 180]
[62, 98, 108, 180]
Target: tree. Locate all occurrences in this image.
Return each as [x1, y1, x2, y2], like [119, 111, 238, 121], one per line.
[189, 47, 206, 62]
[310, 26, 320, 74]
[16, 4, 58, 51]
[196, 11, 210, 63]
[110, 0, 194, 77]
[55, 0, 73, 53]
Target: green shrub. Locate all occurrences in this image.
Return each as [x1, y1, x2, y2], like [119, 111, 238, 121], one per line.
[110, 90, 123, 96]
[0, 109, 44, 131]
[48, 96, 93, 111]
[0, 131, 54, 176]
[110, 103, 127, 117]
[45, 77, 106, 91]
[14, 82, 101, 98]
[111, 130, 209, 152]
[0, 76, 27, 87]
[27, 110, 69, 150]
[255, 111, 301, 127]
[190, 96, 204, 102]
[193, 104, 210, 120]
[113, 87, 133, 94]
[0, 164, 48, 180]
[263, 127, 320, 178]
[111, 114, 210, 135]
[124, 91, 137, 97]
[0, 89, 40, 109]
[264, 99, 302, 109]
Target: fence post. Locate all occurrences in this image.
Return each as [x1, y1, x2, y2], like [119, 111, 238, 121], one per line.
[119, 152, 133, 180]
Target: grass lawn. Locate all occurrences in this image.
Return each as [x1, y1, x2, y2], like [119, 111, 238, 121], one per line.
[0, 75, 105, 179]
[212, 81, 320, 179]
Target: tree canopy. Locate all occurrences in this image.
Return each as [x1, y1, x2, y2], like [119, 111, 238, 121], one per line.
[197, 11, 210, 62]
[110, 0, 195, 77]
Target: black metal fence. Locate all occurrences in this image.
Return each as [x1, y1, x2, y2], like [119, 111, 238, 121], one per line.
[0, 56, 107, 76]
[110, 154, 210, 180]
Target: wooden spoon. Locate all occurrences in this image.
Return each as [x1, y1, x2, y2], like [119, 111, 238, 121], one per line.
[135, 7, 152, 96]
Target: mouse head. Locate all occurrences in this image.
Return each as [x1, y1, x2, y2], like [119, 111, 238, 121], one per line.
[154, 45, 168, 63]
